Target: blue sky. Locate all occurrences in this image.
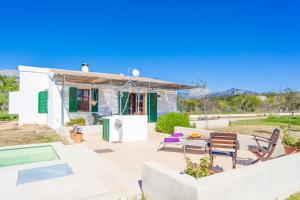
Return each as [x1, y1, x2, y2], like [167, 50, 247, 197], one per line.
[0, 0, 300, 92]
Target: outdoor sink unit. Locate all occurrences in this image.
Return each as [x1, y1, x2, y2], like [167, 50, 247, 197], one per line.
[102, 115, 148, 142]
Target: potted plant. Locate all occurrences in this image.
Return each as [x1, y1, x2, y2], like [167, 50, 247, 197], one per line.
[73, 125, 84, 144]
[69, 125, 77, 140]
[282, 127, 300, 155]
[184, 156, 214, 179]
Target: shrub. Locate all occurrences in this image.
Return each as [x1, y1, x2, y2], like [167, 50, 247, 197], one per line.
[281, 126, 300, 148]
[65, 118, 86, 126]
[287, 192, 300, 200]
[156, 112, 191, 134]
[184, 156, 213, 179]
[0, 111, 18, 121]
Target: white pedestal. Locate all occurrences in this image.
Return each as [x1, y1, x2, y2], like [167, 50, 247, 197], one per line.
[102, 115, 148, 142]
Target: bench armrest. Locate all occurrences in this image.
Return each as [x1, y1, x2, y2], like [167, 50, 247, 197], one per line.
[252, 135, 270, 140]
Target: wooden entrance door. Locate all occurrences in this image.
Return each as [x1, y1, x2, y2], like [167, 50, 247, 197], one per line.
[129, 93, 145, 115]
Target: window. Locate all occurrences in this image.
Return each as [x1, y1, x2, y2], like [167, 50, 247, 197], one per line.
[76, 89, 90, 112]
[38, 91, 48, 113]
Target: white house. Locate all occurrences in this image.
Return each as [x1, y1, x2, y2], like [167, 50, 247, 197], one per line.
[9, 65, 193, 129]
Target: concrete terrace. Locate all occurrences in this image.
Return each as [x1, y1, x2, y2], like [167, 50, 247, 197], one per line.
[82, 131, 258, 181]
[0, 143, 141, 200]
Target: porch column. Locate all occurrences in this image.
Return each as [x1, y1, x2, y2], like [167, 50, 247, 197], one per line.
[61, 75, 65, 126]
[148, 82, 151, 120]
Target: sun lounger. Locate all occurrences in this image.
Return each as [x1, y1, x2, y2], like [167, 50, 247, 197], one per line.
[157, 137, 181, 151]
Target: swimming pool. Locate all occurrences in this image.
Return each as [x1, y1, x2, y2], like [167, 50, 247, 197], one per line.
[0, 145, 59, 167]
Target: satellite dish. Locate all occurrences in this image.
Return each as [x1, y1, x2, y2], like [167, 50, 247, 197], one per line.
[132, 69, 140, 77]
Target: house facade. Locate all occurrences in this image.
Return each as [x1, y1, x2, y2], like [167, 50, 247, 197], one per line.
[9, 65, 192, 129]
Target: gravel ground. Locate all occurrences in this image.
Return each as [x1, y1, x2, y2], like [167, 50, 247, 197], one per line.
[0, 120, 65, 147]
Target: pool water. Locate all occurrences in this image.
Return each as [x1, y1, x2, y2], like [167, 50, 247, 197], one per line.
[0, 145, 59, 167]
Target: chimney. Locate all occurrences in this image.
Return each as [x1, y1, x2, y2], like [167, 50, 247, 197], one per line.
[81, 63, 89, 72]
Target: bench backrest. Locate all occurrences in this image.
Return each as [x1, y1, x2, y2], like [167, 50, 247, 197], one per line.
[210, 133, 238, 152]
[268, 128, 281, 151]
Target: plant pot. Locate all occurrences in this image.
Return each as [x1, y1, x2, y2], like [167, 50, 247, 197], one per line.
[70, 130, 75, 140]
[284, 145, 298, 155]
[74, 133, 83, 144]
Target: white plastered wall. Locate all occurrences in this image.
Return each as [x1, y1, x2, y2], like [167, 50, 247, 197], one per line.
[18, 66, 50, 126]
[48, 78, 70, 129]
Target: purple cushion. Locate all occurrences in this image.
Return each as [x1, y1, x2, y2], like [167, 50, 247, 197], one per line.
[164, 137, 180, 143]
[171, 133, 184, 137]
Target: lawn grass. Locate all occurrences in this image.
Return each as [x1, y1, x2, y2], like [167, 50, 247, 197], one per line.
[232, 116, 300, 127]
[263, 116, 300, 126]
[287, 192, 300, 200]
[0, 111, 18, 121]
[214, 116, 300, 139]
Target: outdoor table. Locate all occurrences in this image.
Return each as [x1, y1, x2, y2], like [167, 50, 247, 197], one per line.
[180, 139, 209, 153]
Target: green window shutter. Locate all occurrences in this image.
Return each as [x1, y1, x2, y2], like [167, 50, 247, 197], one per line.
[69, 87, 77, 112]
[38, 91, 48, 113]
[147, 92, 157, 122]
[118, 92, 129, 115]
[91, 88, 99, 112]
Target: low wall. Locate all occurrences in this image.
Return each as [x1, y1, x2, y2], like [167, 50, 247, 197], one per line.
[143, 153, 300, 200]
[148, 123, 156, 132]
[189, 112, 300, 121]
[174, 127, 284, 157]
[193, 119, 230, 129]
[58, 125, 102, 136]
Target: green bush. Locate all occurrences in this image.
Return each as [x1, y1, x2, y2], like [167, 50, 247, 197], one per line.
[281, 126, 300, 148]
[65, 118, 86, 126]
[156, 112, 191, 134]
[0, 111, 18, 121]
[184, 156, 212, 179]
[287, 192, 300, 200]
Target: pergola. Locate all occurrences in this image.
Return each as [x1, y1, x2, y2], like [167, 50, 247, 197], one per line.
[51, 69, 194, 90]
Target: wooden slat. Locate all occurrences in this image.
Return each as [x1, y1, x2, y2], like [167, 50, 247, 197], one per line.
[210, 137, 237, 141]
[211, 133, 237, 137]
[210, 145, 236, 149]
[211, 140, 236, 145]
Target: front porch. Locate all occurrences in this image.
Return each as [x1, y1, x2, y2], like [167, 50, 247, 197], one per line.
[51, 68, 194, 127]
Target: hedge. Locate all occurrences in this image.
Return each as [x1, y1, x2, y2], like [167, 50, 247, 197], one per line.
[156, 112, 192, 134]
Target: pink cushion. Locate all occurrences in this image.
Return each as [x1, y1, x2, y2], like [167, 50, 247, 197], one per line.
[171, 133, 184, 137]
[164, 138, 180, 143]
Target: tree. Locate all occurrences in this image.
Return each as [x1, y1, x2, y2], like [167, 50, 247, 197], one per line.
[0, 75, 18, 110]
[230, 95, 262, 112]
[283, 88, 300, 128]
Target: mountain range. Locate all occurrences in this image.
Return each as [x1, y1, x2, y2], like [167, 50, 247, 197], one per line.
[181, 88, 257, 99]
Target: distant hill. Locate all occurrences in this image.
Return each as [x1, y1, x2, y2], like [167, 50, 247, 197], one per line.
[0, 69, 19, 77]
[182, 88, 257, 99]
[208, 88, 257, 97]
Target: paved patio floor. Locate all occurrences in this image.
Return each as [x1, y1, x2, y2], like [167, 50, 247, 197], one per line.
[82, 132, 257, 181]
